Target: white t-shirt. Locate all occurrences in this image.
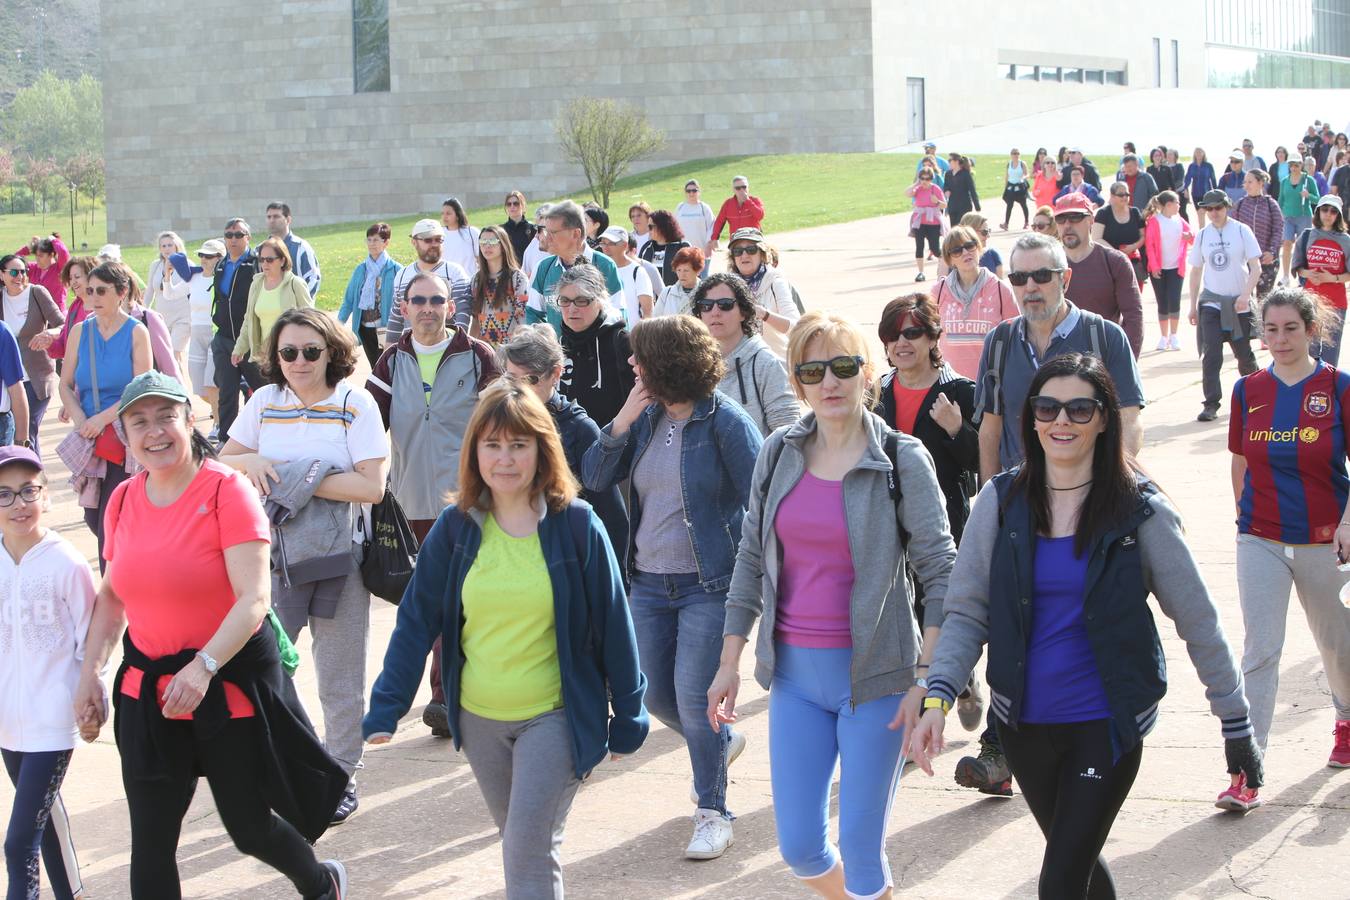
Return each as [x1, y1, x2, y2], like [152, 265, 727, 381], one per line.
[633, 231, 652, 256]
[1155, 214, 1183, 270]
[1187, 218, 1262, 301]
[675, 201, 716, 250]
[521, 237, 548, 280]
[228, 381, 390, 540]
[188, 273, 214, 328]
[442, 226, 480, 277]
[2, 288, 29, 338]
[615, 262, 653, 326]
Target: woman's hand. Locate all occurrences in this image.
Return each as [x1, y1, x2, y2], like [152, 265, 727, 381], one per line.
[929, 393, 964, 438]
[58, 406, 70, 424]
[367, 733, 393, 745]
[78, 408, 112, 439]
[72, 673, 107, 743]
[902, 707, 948, 776]
[1334, 523, 1350, 565]
[238, 454, 280, 497]
[706, 663, 742, 731]
[889, 686, 926, 734]
[230, 353, 243, 367]
[28, 331, 53, 352]
[160, 656, 212, 719]
[610, 378, 653, 436]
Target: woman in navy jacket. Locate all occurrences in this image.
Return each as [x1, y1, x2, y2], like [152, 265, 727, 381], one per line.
[365, 378, 647, 900]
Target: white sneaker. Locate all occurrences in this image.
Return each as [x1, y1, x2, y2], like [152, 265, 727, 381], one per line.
[685, 809, 733, 860]
[690, 730, 748, 804]
[1169, 334, 1181, 351]
[1156, 336, 1169, 351]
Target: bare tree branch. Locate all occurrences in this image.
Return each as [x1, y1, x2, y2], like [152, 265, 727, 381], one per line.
[555, 97, 665, 208]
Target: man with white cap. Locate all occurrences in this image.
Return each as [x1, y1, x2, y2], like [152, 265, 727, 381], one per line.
[167, 238, 228, 435]
[599, 225, 653, 324]
[384, 218, 471, 347]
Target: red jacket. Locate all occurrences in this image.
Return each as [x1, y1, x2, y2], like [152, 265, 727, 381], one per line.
[711, 196, 765, 242]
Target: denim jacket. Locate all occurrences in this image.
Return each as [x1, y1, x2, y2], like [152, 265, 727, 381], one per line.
[582, 390, 764, 592]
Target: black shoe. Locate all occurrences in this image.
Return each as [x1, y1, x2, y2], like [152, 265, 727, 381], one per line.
[329, 790, 358, 826]
[915, 272, 927, 282]
[423, 702, 451, 737]
[954, 740, 1014, 797]
[1197, 406, 1219, 422]
[321, 859, 348, 899]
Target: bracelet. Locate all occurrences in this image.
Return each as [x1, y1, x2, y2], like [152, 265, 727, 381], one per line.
[922, 696, 952, 714]
[916, 664, 930, 670]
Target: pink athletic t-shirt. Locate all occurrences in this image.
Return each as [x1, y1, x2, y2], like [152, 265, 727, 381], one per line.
[773, 472, 854, 648]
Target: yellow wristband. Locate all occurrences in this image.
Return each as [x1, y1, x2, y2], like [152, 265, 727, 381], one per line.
[923, 696, 952, 714]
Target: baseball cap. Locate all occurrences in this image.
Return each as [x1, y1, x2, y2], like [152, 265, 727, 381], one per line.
[923, 141, 936, 149]
[1317, 194, 1343, 213]
[117, 370, 190, 416]
[1052, 193, 1094, 216]
[600, 226, 629, 244]
[728, 227, 767, 246]
[197, 238, 226, 257]
[0, 445, 42, 473]
[1198, 189, 1232, 209]
[410, 218, 442, 238]
[1228, 150, 1244, 162]
[97, 243, 123, 261]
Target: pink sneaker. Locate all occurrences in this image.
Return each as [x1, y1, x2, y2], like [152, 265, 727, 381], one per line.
[1215, 773, 1263, 813]
[1330, 720, 1350, 768]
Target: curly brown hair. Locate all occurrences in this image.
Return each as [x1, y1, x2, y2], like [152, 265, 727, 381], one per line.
[628, 316, 724, 404]
[61, 256, 99, 287]
[262, 307, 358, 388]
[647, 209, 685, 243]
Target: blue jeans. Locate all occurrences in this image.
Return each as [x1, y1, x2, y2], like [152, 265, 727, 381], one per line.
[628, 571, 733, 816]
[0, 412, 11, 448]
[2, 748, 79, 900]
[22, 382, 49, 461]
[769, 644, 907, 897]
[1315, 305, 1346, 368]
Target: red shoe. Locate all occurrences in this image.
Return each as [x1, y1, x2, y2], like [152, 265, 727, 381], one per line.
[1215, 773, 1262, 813]
[1330, 720, 1350, 768]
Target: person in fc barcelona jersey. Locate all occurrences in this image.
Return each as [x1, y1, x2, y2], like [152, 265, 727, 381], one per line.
[1227, 287, 1350, 812]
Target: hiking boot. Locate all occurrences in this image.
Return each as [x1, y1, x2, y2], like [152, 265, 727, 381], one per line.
[423, 702, 450, 738]
[954, 740, 1013, 796]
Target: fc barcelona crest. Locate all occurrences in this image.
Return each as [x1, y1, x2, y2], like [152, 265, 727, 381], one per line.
[1306, 392, 1331, 417]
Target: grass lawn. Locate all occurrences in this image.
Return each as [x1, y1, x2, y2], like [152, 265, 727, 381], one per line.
[0, 152, 1025, 311]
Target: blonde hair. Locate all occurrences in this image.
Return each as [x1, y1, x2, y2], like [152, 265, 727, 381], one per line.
[959, 212, 991, 240]
[454, 378, 579, 514]
[786, 311, 877, 406]
[155, 231, 186, 256]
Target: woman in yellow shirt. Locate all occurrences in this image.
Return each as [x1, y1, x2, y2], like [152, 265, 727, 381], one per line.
[231, 237, 313, 366]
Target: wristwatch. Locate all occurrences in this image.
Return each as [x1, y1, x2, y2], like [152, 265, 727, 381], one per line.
[195, 650, 219, 676]
[914, 676, 929, 690]
[20, 440, 30, 449]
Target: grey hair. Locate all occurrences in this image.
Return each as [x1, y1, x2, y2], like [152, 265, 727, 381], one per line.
[1010, 232, 1068, 271]
[732, 174, 749, 186]
[224, 217, 250, 233]
[1120, 153, 1140, 165]
[1304, 156, 1319, 169]
[404, 272, 450, 298]
[1109, 180, 1130, 196]
[555, 262, 608, 304]
[534, 203, 553, 220]
[498, 323, 564, 375]
[544, 199, 585, 233]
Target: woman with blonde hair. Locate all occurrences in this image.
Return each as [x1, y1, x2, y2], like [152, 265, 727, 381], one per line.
[147, 230, 191, 377]
[230, 237, 313, 369]
[366, 377, 647, 899]
[708, 310, 956, 899]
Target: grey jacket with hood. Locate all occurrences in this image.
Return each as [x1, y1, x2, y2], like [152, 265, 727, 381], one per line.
[718, 334, 800, 437]
[724, 410, 957, 706]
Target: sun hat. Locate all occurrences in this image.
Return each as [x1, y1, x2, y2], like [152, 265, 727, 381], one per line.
[97, 243, 123, 261]
[728, 227, 767, 246]
[1317, 194, 1343, 212]
[117, 370, 190, 416]
[197, 238, 226, 257]
[1198, 189, 1232, 209]
[410, 218, 442, 238]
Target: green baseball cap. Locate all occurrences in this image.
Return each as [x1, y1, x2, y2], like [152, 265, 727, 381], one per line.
[117, 370, 190, 415]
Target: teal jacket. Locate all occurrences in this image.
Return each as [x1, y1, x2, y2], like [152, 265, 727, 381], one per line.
[337, 257, 400, 332]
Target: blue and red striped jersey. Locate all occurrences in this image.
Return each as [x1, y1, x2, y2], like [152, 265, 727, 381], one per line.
[1229, 363, 1350, 544]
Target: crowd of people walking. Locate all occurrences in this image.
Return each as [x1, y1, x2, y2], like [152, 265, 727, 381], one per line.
[1, 128, 1348, 900]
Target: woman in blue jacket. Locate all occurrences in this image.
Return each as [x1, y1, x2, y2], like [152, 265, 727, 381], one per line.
[583, 314, 764, 862]
[1182, 148, 1218, 212]
[364, 378, 648, 900]
[907, 353, 1263, 900]
[337, 222, 400, 368]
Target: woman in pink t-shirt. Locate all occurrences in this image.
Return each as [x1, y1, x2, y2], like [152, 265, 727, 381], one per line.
[71, 372, 349, 900]
[907, 169, 947, 282]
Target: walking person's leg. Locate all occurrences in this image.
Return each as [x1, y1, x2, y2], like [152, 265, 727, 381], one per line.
[2, 748, 76, 900]
[84, 460, 127, 574]
[1235, 534, 1296, 749]
[500, 710, 583, 900]
[22, 381, 47, 460]
[118, 713, 199, 900]
[308, 573, 371, 804]
[1230, 312, 1261, 376]
[1199, 306, 1225, 415]
[1315, 306, 1346, 367]
[626, 572, 680, 737]
[1289, 545, 1350, 741]
[674, 587, 734, 816]
[212, 332, 242, 436]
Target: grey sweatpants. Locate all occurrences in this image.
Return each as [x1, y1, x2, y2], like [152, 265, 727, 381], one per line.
[282, 571, 371, 791]
[1236, 534, 1350, 749]
[459, 708, 583, 900]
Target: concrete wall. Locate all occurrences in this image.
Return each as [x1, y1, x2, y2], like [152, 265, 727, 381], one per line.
[102, 0, 879, 243]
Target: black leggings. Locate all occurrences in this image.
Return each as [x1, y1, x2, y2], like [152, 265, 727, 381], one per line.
[357, 323, 381, 369]
[1003, 188, 1030, 226]
[997, 719, 1142, 900]
[84, 460, 128, 575]
[118, 706, 332, 900]
[914, 223, 941, 259]
[1150, 268, 1184, 318]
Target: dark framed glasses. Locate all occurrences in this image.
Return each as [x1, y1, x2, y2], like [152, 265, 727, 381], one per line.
[885, 325, 929, 342]
[407, 294, 447, 306]
[557, 294, 594, 308]
[685, 188, 699, 194]
[0, 485, 42, 507]
[223, 231, 248, 239]
[1054, 213, 1089, 223]
[278, 345, 325, 362]
[1030, 395, 1103, 424]
[794, 355, 863, 385]
[1008, 267, 1065, 286]
[729, 245, 760, 257]
[695, 298, 738, 313]
[258, 255, 281, 264]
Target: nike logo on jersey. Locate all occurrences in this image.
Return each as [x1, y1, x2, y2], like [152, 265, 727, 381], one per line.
[1247, 404, 1267, 414]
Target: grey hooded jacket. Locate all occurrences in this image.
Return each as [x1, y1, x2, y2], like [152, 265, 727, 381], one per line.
[724, 410, 956, 706]
[718, 334, 800, 437]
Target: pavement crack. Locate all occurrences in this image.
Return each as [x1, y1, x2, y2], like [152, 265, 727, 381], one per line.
[1225, 858, 1275, 899]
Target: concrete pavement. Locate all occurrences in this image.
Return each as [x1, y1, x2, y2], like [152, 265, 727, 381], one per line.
[4, 220, 1347, 898]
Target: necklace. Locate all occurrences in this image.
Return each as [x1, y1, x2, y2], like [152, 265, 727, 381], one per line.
[1048, 479, 1093, 491]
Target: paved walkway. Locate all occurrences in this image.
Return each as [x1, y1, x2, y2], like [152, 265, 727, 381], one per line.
[4, 221, 1347, 898]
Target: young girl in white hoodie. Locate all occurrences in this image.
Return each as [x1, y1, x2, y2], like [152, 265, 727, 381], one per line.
[0, 445, 95, 900]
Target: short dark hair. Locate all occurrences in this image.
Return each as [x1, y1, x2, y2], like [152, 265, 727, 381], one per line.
[366, 222, 392, 240]
[671, 246, 705, 271]
[266, 201, 292, 218]
[878, 293, 943, 368]
[691, 272, 758, 337]
[628, 316, 724, 404]
[583, 206, 609, 234]
[262, 307, 358, 388]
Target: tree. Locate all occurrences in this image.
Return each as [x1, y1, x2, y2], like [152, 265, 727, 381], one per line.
[21, 156, 56, 222]
[555, 97, 665, 209]
[0, 149, 13, 215]
[2, 72, 103, 163]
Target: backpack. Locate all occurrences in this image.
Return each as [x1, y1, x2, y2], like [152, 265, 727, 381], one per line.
[981, 313, 1108, 419]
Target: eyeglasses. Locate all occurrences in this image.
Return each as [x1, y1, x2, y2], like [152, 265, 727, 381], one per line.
[952, 241, 979, 254]
[733, 184, 748, 191]
[1031, 221, 1054, 231]
[1029, 395, 1103, 424]
[794, 355, 863, 385]
[416, 236, 443, 244]
[1008, 267, 1065, 286]
[1054, 213, 1089, 223]
[685, 188, 699, 194]
[223, 231, 248, 239]
[258, 255, 281, 264]
[1112, 192, 1129, 198]
[695, 298, 738, 313]
[885, 325, 929, 342]
[85, 285, 115, 297]
[0, 485, 42, 508]
[3, 268, 25, 278]
[479, 237, 502, 248]
[506, 200, 522, 207]
[729, 245, 760, 257]
[979, 228, 991, 237]
[513, 373, 542, 385]
[557, 294, 594, 307]
[407, 294, 447, 306]
[197, 253, 221, 260]
[278, 345, 325, 362]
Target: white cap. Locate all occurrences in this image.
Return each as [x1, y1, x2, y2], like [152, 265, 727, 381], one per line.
[97, 243, 122, 261]
[1316, 194, 1343, 212]
[410, 218, 442, 238]
[600, 226, 629, 244]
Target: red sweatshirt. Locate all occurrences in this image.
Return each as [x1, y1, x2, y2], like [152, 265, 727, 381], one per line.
[710, 196, 766, 242]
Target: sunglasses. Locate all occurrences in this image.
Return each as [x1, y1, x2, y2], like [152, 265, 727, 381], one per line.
[734, 184, 748, 190]
[258, 255, 281, 264]
[1031, 221, 1054, 230]
[223, 231, 248, 239]
[479, 237, 502, 248]
[506, 200, 522, 207]
[416, 236, 444, 244]
[1008, 267, 1065, 286]
[794, 355, 863, 385]
[4, 268, 25, 278]
[558, 294, 593, 307]
[1030, 395, 1103, 424]
[695, 298, 738, 313]
[729, 245, 760, 257]
[85, 285, 116, 297]
[0, 484, 42, 508]
[952, 241, 979, 254]
[886, 325, 929, 342]
[407, 294, 447, 306]
[513, 373, 542, 385]
[1054, 213, 1089, 223]
[1112, 192, 1130, 198]
[686, 188, 699, 193]
[278, 345, 325, 362]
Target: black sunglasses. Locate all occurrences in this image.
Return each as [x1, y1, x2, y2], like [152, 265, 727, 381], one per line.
[1030, 395, 1103, 424]
[695, 298, 738, 313]
[1054, 213, 1089, 223]
[407, 294, 447, 306]
[4, 268, 25, 278]
[952, 241, 979, 254]
[278, 346, 325, 362]
[729, 245, 760, 257]
[223, 231, 248, 239]
[794, 355, 863, 385]
[258, 255, 281, 264]
[885, 325, 929, 342]
[1008, 268, 1065, 286]
[685, 188, 699, 193]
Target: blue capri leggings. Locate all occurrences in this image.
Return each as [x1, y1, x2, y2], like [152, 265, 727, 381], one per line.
[769, 644, 907, 900]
